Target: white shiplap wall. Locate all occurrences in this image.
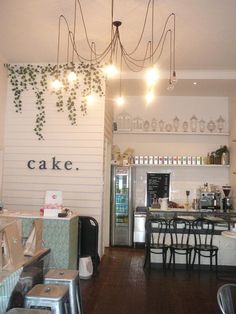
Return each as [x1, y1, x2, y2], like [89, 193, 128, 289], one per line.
[3, 78, 106, 231]
[0, 62, 8, 196]
[0, 62, 7, 149]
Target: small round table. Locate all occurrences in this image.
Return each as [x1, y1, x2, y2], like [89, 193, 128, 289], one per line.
[222, 230, 236, 239]
[219, 230, 236, 282]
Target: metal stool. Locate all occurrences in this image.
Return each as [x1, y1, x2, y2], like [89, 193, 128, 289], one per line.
[24, 284, 70, 314]
[7, 309, 51, 313]
[44, 269, 83, 314]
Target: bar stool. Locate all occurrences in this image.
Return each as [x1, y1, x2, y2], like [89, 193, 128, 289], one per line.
[168, 217, 193, 271]
[7, 309, 50, 313]
[192, 217, 219, 271]
[143, 217, 169, 270]
[24, 284, 70, 314]
[44, 269, 83, 314]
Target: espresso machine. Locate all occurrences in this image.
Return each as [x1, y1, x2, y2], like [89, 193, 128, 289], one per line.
[197, 183, 221, 210]
[222, 185, 232, 212]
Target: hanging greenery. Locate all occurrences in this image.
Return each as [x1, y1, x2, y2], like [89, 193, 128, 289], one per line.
[5, 63, 104, 140]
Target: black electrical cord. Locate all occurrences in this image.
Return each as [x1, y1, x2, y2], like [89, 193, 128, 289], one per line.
[55, 0, 176, 78]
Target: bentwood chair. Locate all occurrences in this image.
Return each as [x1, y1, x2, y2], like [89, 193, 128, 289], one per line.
[217, 283, 236, 314]
[168, 217, 193, 271]
[143, 217, 169, 270]
[192, 217, 218, 271]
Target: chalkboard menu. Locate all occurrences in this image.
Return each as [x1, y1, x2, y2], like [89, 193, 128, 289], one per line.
[146, 172, 170, 207]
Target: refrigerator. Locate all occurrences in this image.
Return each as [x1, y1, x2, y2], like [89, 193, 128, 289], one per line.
[110, 165, 133, 246]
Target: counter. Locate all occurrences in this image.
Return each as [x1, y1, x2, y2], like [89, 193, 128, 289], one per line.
[0, 210, 79, 269]
[149, 208, 236, 232]
[145, 208, 236, 266]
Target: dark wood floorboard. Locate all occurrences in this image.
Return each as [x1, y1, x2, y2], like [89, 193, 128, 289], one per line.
[80, 247, 229, 314]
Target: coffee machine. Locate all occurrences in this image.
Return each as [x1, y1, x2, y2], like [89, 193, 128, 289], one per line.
[197, 183, 221, 210]
[198, 192, 221, 210]
[222, 185, 232, 212]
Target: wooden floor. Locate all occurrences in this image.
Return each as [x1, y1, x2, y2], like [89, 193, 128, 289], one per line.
[80, 247, 231, 314]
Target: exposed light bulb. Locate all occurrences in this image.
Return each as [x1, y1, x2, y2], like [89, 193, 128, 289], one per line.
[86, 94, 95, 104]
[145, 67, 159, 87]
[103, 64, 118, 78]
[167, 80, 174, 91]
[67, 71, 77, 82]
[51, 79, 63, 90]
[145, 90, 155, 104]
[172, 71, 177, 84]
[115, 96, 125, 106]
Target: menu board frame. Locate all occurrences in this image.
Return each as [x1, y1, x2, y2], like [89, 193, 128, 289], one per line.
[146, 172, 171, 207]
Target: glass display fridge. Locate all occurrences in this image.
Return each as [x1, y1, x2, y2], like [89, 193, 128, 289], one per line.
[110, 166, 133, 246]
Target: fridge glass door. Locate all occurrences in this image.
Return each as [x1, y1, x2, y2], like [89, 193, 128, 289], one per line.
[115, 169, 129, 225]
[112, 166, 131, 246]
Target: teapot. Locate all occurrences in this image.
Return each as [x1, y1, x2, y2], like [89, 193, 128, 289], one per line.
[159, 197, 168, 210]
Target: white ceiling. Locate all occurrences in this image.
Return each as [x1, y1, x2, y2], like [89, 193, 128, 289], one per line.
[1, 0, 236, 95]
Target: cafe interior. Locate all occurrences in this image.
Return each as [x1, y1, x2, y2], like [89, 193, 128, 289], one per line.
[0, 0, 236, 313]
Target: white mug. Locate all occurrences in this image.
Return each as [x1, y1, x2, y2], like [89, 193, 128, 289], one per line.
[159, 197, 168, 210]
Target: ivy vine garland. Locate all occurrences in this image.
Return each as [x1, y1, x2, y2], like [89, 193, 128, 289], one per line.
[5, 63, 104, 140]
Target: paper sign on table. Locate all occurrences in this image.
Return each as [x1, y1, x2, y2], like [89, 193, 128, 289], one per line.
[44, 191, 63, 217]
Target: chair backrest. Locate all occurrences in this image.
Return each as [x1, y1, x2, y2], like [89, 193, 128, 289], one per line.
[146, 218, 168, 247]
[78, 216, 99, 258]
[192, 218, 215, 247]
[169, 218, 192, 246]
[217, 283, 236, 314]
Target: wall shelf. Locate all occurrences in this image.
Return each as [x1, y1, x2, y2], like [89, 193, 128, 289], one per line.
[114, 131, 229, 136]
[132, 164, 229, 168]
[112, 163, 230, 168]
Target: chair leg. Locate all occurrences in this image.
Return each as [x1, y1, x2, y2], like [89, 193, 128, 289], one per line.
[148, 250, 151, 269]
[163, 249, 166, 270]
[192, 250, 196, 270]
[143, 250, 147, 268]
[188, 251, 192, 270]
[143, 246, 149, 269]
[198, 251, 201, 270]
[172, 251, 176, 272]
[168, 250, 173, 269]
[215, 250, 218, 273]
[186, 250, 190, 270]
[210, 252, 213, 270]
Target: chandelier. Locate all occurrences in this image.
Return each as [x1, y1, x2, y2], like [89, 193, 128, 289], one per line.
[52, 0, 177, 105]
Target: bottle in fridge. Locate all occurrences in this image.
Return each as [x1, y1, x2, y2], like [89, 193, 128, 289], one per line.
[110, 165, 133, 246]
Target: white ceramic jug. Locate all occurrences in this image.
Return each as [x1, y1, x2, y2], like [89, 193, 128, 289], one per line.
[159, 197, 168, 210]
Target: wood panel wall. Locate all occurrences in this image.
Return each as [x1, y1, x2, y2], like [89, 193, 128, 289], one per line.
[3, 80, 106, 227]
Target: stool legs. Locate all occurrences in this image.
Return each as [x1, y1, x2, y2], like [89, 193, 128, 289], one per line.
[44, 269, 83, 314]
[69, 279, 83, 314]
[76, 286, 83, 314]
